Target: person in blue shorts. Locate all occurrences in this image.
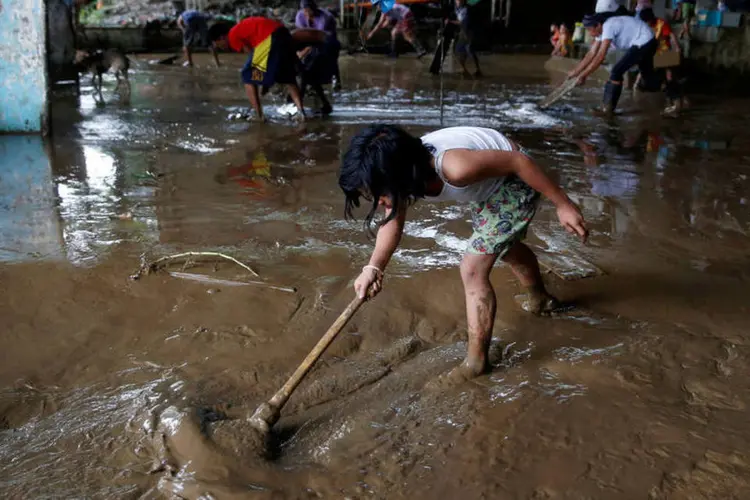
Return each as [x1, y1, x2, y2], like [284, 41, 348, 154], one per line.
[177, 10, 220, 67]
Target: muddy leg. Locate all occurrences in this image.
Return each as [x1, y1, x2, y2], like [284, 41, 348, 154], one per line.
[123, 69, 131, 95]
[403, 30, 427, 58]
[502, 242, 565, 315]
[456, 252, 499, 378]
[183, 45, 193, 67]
[244, 83, 264, 121]
[311, 83, 332, 115]
[96, 73, 104, 102]
[286, 83, 306, 121]
[388, 28, 399, 57]
[457, 52, 471, 77]
[469, 47, 482, 76]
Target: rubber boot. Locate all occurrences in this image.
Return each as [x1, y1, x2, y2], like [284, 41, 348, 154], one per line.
[413, 39, 428, 59]
[601, 81, 623, 115]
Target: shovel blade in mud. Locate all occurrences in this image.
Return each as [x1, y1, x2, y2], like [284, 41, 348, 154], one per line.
[539, 78, 578, 109]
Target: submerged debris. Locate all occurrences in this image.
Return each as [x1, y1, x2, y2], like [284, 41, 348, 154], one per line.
[130, 251, 260, 281]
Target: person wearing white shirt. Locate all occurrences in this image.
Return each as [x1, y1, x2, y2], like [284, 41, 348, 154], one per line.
[567, 13, 657, 114]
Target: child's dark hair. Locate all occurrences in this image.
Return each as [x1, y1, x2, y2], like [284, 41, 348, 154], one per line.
[208, 22, 234, 43]
[339, 124, 435, 234]
[639, 7, 655, 23]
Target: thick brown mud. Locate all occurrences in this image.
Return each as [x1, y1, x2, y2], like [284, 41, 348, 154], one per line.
[1, 54, 750, 498]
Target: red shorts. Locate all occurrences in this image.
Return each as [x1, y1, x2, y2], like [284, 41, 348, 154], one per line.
[390, 13, 415, 34]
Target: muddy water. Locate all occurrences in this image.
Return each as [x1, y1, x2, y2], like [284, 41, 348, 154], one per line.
[2, 54, 750, 498]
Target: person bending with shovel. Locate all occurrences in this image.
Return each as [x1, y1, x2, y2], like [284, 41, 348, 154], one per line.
[568, 13, 657, 115]
[339, 125, 588, 382]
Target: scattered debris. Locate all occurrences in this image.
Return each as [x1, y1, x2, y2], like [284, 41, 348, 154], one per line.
[130, 251, 260, 280]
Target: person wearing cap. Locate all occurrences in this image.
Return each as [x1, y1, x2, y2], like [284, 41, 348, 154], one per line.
[210, 17, 306, 122]
[177, 10, 220, 67]
[366, 0, 427, 58]
[567, 12, 657, 115]
[595, 0, 629, 17]
[295, 0, 342, 90]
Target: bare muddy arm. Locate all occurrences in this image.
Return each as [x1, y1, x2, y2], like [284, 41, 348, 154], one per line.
[568, 40, 600, 78]
[354, 206, 406, 299]
[577, 39, 611, 84]
[367, 15, 388, 40]
[443, 149, 588, 241]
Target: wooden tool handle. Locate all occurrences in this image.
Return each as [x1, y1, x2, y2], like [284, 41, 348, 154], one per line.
[267, 296, 365, 409]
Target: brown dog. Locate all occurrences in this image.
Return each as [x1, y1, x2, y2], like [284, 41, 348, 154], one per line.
[74, 49, 131, 95]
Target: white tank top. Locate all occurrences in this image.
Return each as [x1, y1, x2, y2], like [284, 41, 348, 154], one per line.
[421, 127, 516, 203]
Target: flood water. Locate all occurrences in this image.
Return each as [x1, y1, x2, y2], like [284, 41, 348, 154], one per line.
[2, 53, 750, 498]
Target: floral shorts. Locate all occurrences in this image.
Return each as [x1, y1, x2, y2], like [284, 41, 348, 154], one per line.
[467, 175, 539, 256]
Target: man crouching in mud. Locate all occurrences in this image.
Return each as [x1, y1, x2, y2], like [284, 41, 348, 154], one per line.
[339, 125, 588, 381]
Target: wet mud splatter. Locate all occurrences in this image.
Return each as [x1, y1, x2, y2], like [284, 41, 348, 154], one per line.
[2, 54, 750, 498]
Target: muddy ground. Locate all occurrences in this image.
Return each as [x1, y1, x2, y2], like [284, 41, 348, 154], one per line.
[1, 54, 750, 498]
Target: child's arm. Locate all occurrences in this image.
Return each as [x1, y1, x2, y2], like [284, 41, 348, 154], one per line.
[354, 205, 407, 299]
[367, 15, 388, 40]
[442, 149, 588, 241]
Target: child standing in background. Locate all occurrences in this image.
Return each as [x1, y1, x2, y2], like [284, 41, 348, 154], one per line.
[449, 0, 482, 77]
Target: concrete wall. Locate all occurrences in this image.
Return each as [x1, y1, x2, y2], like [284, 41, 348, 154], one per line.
[0, 136, 61, 261]
[0, 0, 48, 132]
[691, 23, 750, 78]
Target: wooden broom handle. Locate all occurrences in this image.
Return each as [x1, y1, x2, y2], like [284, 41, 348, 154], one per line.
[267, 296, 365, 409]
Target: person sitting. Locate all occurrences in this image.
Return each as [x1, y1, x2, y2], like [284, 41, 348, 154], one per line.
[552, 24, 573, 57]
[550, 23, 561, 52]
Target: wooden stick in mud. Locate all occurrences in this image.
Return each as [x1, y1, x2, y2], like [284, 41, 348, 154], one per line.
[168, 271, 297, 294]
[130, 251, 260, 280]
[539, 77, 578, 109]
[249, 296, 366, 433]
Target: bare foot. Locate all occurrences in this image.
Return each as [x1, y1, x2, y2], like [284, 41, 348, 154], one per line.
[426, 357, 489, 391]
[516, 288, 574, 316]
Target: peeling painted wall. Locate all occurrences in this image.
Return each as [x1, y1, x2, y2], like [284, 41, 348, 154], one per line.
[0, 0, 47, 132]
